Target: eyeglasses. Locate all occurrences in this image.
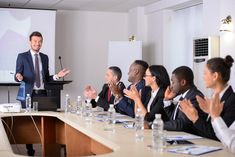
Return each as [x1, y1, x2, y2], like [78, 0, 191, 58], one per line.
[144, 74, 152, 77]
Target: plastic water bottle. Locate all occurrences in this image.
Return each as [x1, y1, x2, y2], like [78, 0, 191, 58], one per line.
[104, 104, 116, 132]
[135, 108, 144, 141]
[152, 114, 164, 152]
[65, 94, 71, 113]
[76, 96, 82, 116]
[82, 99, 89, 117]
[84, 101, 92, 123]
[25, 94, 32, 112]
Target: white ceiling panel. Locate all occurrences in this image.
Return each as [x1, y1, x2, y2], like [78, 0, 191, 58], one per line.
[0, 0, 162, 12]
[78, 0, 126, 11]
[24, 0, 61, 9]
[0, 0, 28, 8]
[52, 0, 94, 10]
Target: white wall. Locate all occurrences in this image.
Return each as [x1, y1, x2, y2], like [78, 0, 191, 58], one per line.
[219, 0, 235, 88]
[56, 10, 128, 103]
[128, 7, 148, 62]
[108, 41, 142, 86]
[0, 86, 18, 104]
[203, 0, 235, 88]
[138, 0, 235, 91]
[144, 3, 203, 74]
[145, 10, 164, 65]
[165, 4, 203, 73]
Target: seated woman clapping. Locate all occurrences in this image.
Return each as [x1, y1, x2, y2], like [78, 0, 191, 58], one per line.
[124, 65, 170, 124]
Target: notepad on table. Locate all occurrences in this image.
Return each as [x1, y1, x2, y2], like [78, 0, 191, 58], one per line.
[167, 145, 222, 155]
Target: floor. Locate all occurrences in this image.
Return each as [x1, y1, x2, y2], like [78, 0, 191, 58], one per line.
[11, 144, 66, 156]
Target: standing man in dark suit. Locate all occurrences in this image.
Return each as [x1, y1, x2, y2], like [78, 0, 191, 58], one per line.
[114, 60, 149, 118]
[163, 66, 207, 134]
[83, 66, 125, 111]
[15, 31, 70, 156]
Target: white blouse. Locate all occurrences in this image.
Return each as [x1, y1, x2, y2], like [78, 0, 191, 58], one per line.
[146, 88, 159, 112]
[211, 117, 235, 153]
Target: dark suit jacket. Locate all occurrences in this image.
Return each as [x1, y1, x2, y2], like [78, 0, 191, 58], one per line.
[15, 51, 53, 103]
[164, 86, 207, 135]
[143, 87, 169, 122]
[115, 79, 146, 118]
[91, 82, 125, 111]
[194, 86, 235, 140]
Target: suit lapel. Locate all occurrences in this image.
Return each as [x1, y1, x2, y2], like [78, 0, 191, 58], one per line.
[174, 87, 196, 119]
[149, 88, 163, 110]
[184, 86, 196, 99]
[144, 88, 164, 111]
[221, 86, 233, 104]
[26, 51, 34, 74]
[144, 90, 151, 108]
[39, 53, 46, 79]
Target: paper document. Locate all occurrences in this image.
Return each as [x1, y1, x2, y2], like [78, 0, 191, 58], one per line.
[167, 145, 222, 155]
[122, 121, 135, 129]
[167, 134, 203, 141]
[116, 118, 133, 123]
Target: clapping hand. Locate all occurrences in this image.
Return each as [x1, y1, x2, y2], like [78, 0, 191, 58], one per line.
[164, 86, 176, 100]
[179, 99, 199, 123]
[209, 93, 224, 120]
[196, 95, 211, 114]
[83, 85, 97, 99]
[109, 80, 120, 96]
[123, 85, 140, 101]
[124, 85, 144, 114]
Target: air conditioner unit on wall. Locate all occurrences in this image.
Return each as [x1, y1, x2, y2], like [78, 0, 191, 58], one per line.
[193, 36, 220, 97]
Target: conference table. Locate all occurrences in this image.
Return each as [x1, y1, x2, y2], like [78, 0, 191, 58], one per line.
[0, 111, 233, 157]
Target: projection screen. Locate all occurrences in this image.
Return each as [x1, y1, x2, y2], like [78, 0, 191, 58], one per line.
[0, 8, 56, 83]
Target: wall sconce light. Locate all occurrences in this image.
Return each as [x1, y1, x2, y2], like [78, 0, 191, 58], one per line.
[220, 15, 232, 32]
[128, 35, 136, 42]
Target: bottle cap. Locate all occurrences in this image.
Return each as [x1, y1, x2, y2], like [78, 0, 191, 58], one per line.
[27, 94, 30, 96]
[109, 104, 114, 108]
[155, 114, 161, 119]
[137, 108, 141, 112]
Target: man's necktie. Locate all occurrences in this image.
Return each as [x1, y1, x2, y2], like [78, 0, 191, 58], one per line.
[173, 96, 184, 120]
[35, 54, 41, 88]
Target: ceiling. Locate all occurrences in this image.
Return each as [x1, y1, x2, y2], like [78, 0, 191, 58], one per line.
[0, 0, 161, 12]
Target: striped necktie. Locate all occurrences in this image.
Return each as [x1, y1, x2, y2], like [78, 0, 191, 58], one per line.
[35, 54, 41, 88]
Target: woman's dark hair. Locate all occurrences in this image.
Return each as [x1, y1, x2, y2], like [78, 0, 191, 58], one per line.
[149, 65, 170, 89]
[207, 55, 234, 83]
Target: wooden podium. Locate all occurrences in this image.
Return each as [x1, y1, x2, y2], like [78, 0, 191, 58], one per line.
[45, 80, 72, 108]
